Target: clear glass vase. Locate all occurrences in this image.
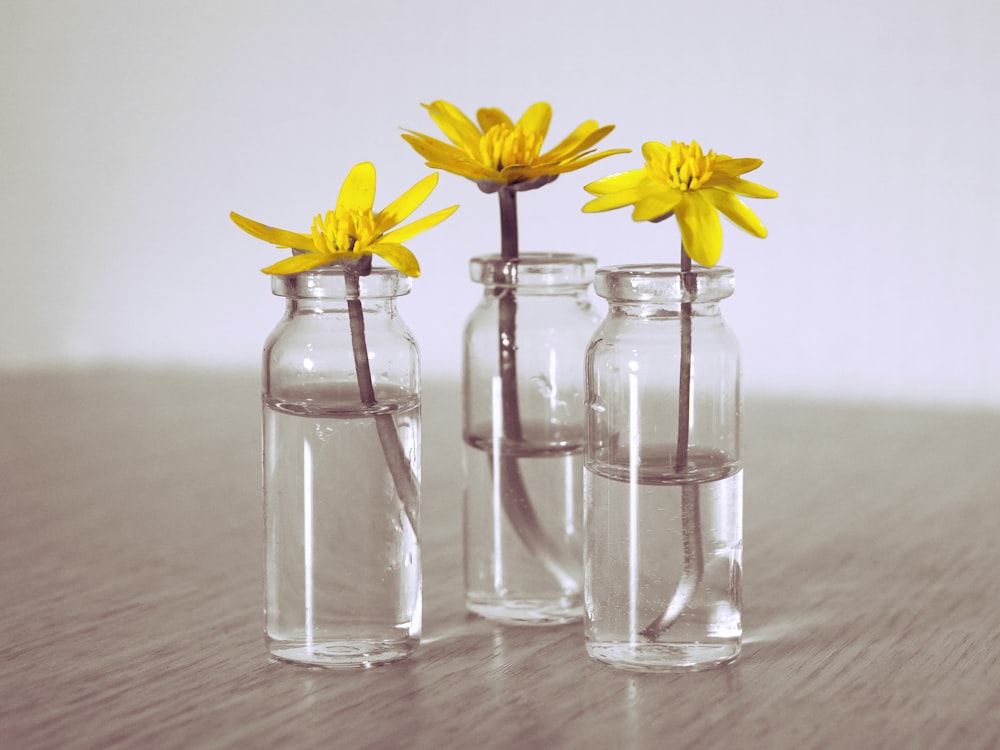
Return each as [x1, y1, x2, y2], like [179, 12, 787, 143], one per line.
[462, 252, 598, 625]
[262, 266, 421, 667]
[584, 263, 742, 671]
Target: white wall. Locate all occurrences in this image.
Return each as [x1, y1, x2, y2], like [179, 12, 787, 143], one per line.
[2, 0, 998, 406]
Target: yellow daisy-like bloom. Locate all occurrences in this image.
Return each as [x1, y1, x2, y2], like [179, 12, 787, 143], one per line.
[230, 162, 458, 276]
[402, 101, 629, 193]
[583, 140, 778, 267]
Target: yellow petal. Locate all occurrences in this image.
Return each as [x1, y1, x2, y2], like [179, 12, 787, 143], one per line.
[707, 172, 778, 199]
[370, 242, 421, 277]
[424, 100, 483, 151]
[476, 107, 514, 132]
[559, 129, 625, 162]
[230, 212, 314, 250]
[261, 252, 342, 275]
[516, 102, 552, 141]
[641, 141, 671, 163]
[494, 165, 535, 183]
[542, 122, 619, 164]
[542, 148, 631, 173]
[380, 204, 459, 244]
[632, 191, 683, 222]
[712, 157, 765, 177]
[582, 191, 637, 213]
[401, 133, 498, 181]
[336, 162, 377, 214]
[674, 193, 723, 267]
[401, 133, 467, 164]
[584, 169, 649, 195]
[701, 189, 768, 238]
[507, 150, 630, 184]
[374, 173, 439, 235]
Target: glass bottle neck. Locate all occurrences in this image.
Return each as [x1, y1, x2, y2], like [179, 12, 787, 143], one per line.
[470, 252, 596, 295]
[607, 300, 724, 319]
[594, 263, 735, 307]
[286, 297, 397, 315]
[271, 265, 412, 302]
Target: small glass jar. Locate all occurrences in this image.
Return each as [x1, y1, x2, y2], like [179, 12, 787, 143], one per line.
[262, 267, 421, 667]
[584, 264, 742, 671]
[463, 253, 599, 625]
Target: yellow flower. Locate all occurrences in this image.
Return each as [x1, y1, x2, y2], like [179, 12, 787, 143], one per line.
[583, 140, 777, 267]
[402, 101, 629, 193]
[230, 162, 458, 276]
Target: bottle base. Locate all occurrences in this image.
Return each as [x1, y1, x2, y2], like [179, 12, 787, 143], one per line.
[466, 596, 582, 626]
[586, 640, 740, 672]
[267, 637, 418, 668]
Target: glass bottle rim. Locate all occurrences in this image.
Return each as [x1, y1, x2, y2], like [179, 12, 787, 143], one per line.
[469, 252, 596, 289]
[594, 263, 735, 303]
[270, 265, 412, 300]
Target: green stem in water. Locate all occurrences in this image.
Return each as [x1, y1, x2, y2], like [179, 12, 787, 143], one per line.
[640, 247, 704, 641]
[345, 260, 419, 534]
[491, 187, 580, 595]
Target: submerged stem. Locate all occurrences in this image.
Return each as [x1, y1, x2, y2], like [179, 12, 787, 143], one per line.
[640, 247, 704, 641]
[491, 187, 580, 595]
[345, 265, 419, 533]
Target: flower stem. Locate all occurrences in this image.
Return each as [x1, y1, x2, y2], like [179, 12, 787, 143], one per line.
[497, 189, 523, 442]
[345, 263, 419, 533]
[490, 188, 580, 595]
[639, 246, 704, 641]
[675, 250, 694, 471]
[499, 188, 518, 261]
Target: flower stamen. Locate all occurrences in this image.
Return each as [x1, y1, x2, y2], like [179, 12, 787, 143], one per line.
[649, 140, 716, 192]
[311, 208, 377, 256]
[478, 124, 544, 171]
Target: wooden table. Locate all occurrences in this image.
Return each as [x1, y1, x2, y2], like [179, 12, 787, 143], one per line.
[2, 369, 998, 749]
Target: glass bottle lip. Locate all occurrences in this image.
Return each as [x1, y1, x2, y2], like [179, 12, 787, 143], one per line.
[469, 252, 597, 289]
[594, 263, 735, 303]
[270, 265, 412, 299]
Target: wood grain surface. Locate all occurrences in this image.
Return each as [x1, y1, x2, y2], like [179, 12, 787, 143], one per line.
[1, 369, 998, 749]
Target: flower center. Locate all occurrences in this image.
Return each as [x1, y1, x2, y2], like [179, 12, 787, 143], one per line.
[478, 124, 543, 170]
[312, 208, 377, 254]
[649, 140, 716, 191]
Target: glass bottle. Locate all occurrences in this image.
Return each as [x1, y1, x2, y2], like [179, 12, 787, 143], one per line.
[463, 252, 599, 625]
[584, 264, 742, 671]
[262, 266, 421, 667]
